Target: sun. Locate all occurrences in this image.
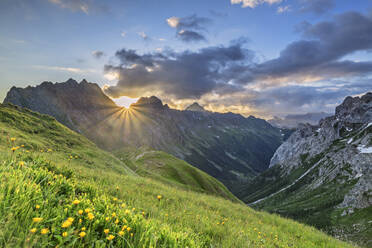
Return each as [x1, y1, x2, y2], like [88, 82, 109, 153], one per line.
[112, 96, 138, 108]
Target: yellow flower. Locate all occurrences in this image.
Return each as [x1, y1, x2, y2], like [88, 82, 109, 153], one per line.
[87, 213, 94, 220]
[10, 137, 16, 142]
[111, 212, 116, 218]
[30, 228, 37, 233]
[35, 205, 40, 210]
[79, 219, 82, 223]
[62, 220, 72, 228]
[79, 232, 86, 238]
[132, 208, 135, 211]
[125, 210, 130, 214]
[106, 235, 115, 241]
[11, 147, 19, 152]
[105, 217, 110, 222]
[115, 219, 119, 224]
[121, 203, 126, 208]
[113, 197, 118, 201]
[127, 227, 131, 232]
[84, 208, 91, 213]
[62, 232, 68, 237]
[104, 229, 109, 234]
[67, 217, 74, 222]
[81, 227, 86, 231]
[41, 228, 49, 235]
[21, 144, 25, 147]
[130, 233, 134, 237]
[19, 161, 25, 167]
[118, 231, 124, 236]
[116, 186, 119, 190]
[78, 210, 83, 215]
[33, 217, 43, 223]
[157, 195, 162, 200]
[72, 200, 80, 205]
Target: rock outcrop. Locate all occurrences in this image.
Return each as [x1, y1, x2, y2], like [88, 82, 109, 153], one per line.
[238, 92, 372, 246]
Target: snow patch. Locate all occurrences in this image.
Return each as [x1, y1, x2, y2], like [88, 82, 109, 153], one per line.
[347, 138, 353, 144]
[357, 145, 372, 154]
[316, 128, 321, 133]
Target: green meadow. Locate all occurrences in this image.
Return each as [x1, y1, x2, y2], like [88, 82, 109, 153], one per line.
[0, 104, 357, 247]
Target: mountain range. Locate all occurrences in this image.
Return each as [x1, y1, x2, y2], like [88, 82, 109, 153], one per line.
[268, 112, 332, 129]
[237, 92, 372, 247]
[4, 79, 284, 191]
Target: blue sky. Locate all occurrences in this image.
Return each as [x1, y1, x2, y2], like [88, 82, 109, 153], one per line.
[0, 0, 371, 117]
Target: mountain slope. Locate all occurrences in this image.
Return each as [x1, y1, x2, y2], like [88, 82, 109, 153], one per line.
[0, 103, 235, 201]
[0, 101, 355, 247]
[114, 146, 238, 202]
[238, 92, 372, 247]
[4, 79, 284, 190]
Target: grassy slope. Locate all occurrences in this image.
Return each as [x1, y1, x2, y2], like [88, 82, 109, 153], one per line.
[114, 147, 238, 202]
[0, 104, 356, 247]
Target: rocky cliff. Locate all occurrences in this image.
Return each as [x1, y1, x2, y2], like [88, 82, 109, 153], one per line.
[3, 79, 284, 191]
[237, 92, 372, 246]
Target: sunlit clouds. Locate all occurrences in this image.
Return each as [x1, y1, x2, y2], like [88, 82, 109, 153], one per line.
[231, 0, 282, 8]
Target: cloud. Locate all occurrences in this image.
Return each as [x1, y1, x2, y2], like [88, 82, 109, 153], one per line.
[237, 12, 372, 84]
[277, 5, 291, 14]
[47, 0, 108, 14]
[138, 31, 151, 41]
[231, 0, 282, 8]
[167, 15, 211, 30]
[177, 30, 206, 42]
[167, 14, 211, 43]
[91, 50, 105, 59]
[33, 65, 96, 74]
[103, 42, 252, 99]
[103, 11, 372, 117]
[300, 0, 334, 14]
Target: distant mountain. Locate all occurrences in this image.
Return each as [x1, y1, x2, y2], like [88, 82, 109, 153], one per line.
[268, 112, 332, 128]
[4, 79, 284, 191]
[237, 92, 372, 246]
[185, 102, 206, 112]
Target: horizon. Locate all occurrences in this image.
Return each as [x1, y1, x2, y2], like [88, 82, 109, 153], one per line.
[1, 0, 372, 118]
[3, 77, 348, 120]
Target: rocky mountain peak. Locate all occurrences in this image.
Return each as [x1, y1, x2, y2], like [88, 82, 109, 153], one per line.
[186, 102, 205, 112]
[335, 92, 372, 123]
[130, 96, 164, 109]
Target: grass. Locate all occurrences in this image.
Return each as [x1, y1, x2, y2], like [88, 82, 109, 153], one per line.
[0, 104, 357, 247]
[114, 147, 238, 202]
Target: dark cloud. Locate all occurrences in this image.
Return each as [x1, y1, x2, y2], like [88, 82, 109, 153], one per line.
[92, 50, 105, 59]
[249, 81, 372, 115]
[167, 14, 212, 43]
[300, 0, 334, 14]
[103, 42, 252, 99]
[239, 12, 372, 83]
[104, 11, 372, 117]
[177, 30, 206, 42]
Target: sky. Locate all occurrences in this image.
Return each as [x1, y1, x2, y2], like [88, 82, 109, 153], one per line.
[0, 0, 371, 118]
